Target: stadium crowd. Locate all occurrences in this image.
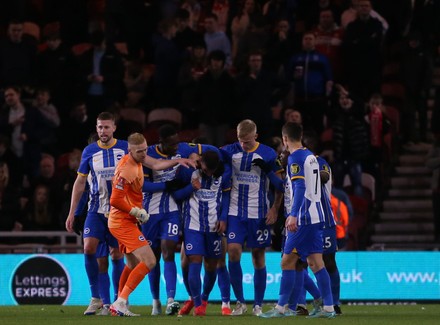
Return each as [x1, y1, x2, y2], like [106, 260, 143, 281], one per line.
[1, 0, 440, 316]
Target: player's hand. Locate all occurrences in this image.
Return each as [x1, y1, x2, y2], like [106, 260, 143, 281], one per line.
[215, 220, 227, 235]
[265, 206, 278, 225]
[252, 158, 271, 174]
[130, 207, 150, 224]
[65, 215, 75, 233]
[72, 214, 86, 236]
[285, 216, 298, 232]
[177, 158, 197, 169]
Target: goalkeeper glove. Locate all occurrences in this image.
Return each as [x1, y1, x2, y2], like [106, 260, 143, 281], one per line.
[129, 207, 150, 224]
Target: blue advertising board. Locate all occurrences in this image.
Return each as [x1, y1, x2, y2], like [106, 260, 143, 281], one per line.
[1, 252, 439, 305]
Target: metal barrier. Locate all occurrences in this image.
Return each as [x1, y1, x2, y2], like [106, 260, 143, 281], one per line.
[0, 231, 83, 254]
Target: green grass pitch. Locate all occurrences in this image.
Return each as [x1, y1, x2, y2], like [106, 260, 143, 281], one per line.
[1, 304, 440, 325]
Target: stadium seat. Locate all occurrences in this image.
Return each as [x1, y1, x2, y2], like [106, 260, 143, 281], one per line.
[119, 107, 147, 129]
[147, 108, 182, 130]
[343, 172, 376, 202]
[179, 129, 200, 142]
[114, 42, 128, 56]
[347, 194, 370, 250]
[71, 43, 92, 56]
[23, 21, 40, 41]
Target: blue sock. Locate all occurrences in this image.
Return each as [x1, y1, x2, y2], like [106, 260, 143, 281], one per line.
[304, 270, 321, 299]
[296, 271, 307, 306]
[85, 254, 99, 298]
[111, 258, 124, 302]
[189, 262, 202, 307]
[254, 267, 267, 306]
[217, 266, 231, 303]
[201, 270, 217, 302]
[164, 261, 177, 299]
[329, 270, 341, 306]
[314, 268, 333, 306]
[287, 269, 303, 310]
[228, 261, 245, 303]
[278, 269, 295, 307]
[182, 266, 191, 296]
[98, 272, 111, 305]
[148, 263, 160, 300]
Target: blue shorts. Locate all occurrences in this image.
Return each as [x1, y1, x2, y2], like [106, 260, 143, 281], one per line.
[141, 211, 181, 248]
[323, 226, 337, 254]
[96, 241, 109, 258]
[83, 212, 118, 248]
[184, 229, 222, 258]
[227, 216, 271, 248]
[284, 223, 324, 261]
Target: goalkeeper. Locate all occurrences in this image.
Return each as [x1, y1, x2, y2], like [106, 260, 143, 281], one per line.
[108, 132, 194, 316]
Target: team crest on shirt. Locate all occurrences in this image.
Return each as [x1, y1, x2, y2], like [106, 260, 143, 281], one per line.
[147, 240, 152, 246]
[186, 243, 193, 251]
[83, 227, 90, 235]
[115, 177, 125, 190]
[116, 153, 123, 160]
[228, 232, 236, 239]
[138, 235, 146, 241]
[290, 164, 300, 175]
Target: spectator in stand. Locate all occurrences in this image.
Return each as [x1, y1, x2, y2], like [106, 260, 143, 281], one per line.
[426, 133, 440, 242]
[330, 193, 349, 250]
[312, 9, 345, 82]
[285, 32, 333, 136]
[230, 0, 264, 63]
[400, 31, 432, 144]
[21, 183, 59, 233]
[30, 153, 63, 220]
[0, 20, 37, 88]
[0, 161, 24, 233]
[301, 0, 344, 31]
[174, 8, 204, 53]
[235, 51, 290, 144]
[31, 87, 61, 156]
[0, 86, 41, 179]
[180, 0, 202, 31]
[262, 0, 296, 28]
[150, 18, 183, 108]
[329, 85, 369, 197]
[342, 0, 384, 101]
[341, 0, 389, 33]
[36, 22, 77, 120]
[364, 93, 391, 193]
[0, 134, 23, 187]
[204, 13, 232, 68]
[59, 101, 95, 152]
[264, 18, 297, 75]
[76, 28, 126, 120]
[211, 0, 232, 33]
[178, 39, 209, 129]
[195, 50, 237, 147]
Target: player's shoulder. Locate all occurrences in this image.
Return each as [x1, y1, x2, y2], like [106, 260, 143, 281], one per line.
[114, 139, 129, 150]
[255, 142, 277, 157]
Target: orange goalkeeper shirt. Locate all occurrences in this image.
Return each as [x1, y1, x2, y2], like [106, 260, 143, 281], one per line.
[108, 153, 144, 228]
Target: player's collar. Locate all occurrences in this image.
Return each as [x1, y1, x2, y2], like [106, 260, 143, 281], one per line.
[97, 138, 117, 149]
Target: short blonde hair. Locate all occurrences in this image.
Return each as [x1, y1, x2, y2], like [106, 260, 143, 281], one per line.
[128, 132, 147, 145]
[237, 119, 257, 138]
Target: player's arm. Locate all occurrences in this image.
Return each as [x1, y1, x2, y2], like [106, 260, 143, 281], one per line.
[65, 173, 87, 232]
[110, 175, 149, 223]
[286, 177, 305, 232]
[171, 168, 194, 201]
[216, 188, 230, 235]
[142, 155, 196, 170]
